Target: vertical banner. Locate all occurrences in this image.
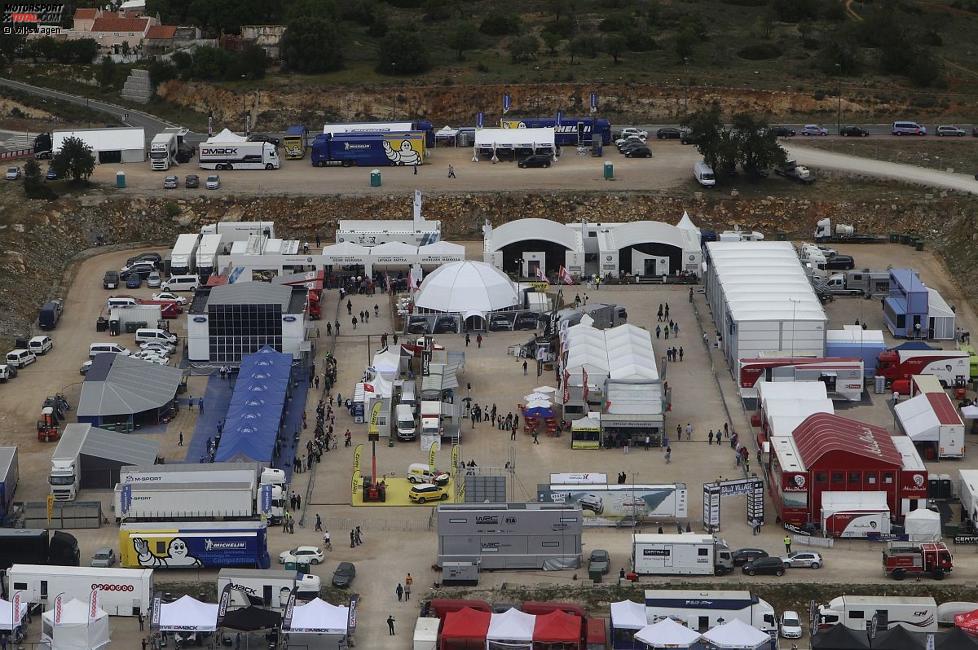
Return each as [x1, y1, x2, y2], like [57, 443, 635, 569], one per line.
[428, 442, 437, 472]
[502, 93, 512, 114]
[590, 91, 599, 113]
[88, 587, 99, 623]
[353, 444, 363, 475]
[120, 483, 132, 516]
[451, 444, 459, 474]
[582, 368, 589, 403]
[562, 369, 570, 404]
[282, 588, 297, 631]
[556, 110, 563, 126]
[413, 189, 422, 225]
[216, 583, 232, 629]
[368, 401, 382, 441]
[53, 593, 64, 625]
[347, 594, 360, 635]
[260, 484, 273, 515]
[150, 593, 162, 632]
[476, 112, 485, 129]
[11, 591, 21, 629]
[207, 112, 214, 137]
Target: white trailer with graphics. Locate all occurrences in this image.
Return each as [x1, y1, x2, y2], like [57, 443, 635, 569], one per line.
[6, 564, 152, 616]
[644, 590, 777, 633]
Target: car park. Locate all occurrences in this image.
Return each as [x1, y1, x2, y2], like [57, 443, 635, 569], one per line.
[206, 175, 221, 190]
[5, 349, 36, 368]
[781, 551, 822, 568]
[742, 556, 785, 576]
[152, 291, 188, 304]
[732, 548, 768, 566]
[163, 175, 178, 189]
[937, 125, 966, 137]
[331, 562, 356, 588]
[517, 154, 553, 169]
[616, 135, 646, 150]
[185, 174, 200, 189]
[587, 549, 610, 575]
[5, 167, 20, 180]
[770, 126, 796, 137]
[28, 335, 53, 355]
[624, 146, 652, 158]
[279, 546, 324, 565]
[0, 364, 17, 381]
[839, 126, 869, 137]
[656, 127, 682, 139]
[780, 610, 803, 639]
[90, 547, 117, 567]
[801, 124, 829, 136]
[408, 483, 449, 503]
[147, 271, 162, 288]
[120, 261, 157, 280]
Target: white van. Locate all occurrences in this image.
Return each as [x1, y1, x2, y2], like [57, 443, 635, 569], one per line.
[28, 335, 53, 355]
[0, 364, 15, 381]
[160, 275, 199, 292]
[107, 296, 138, 309]
[891, 121, 927, 136]
[5, 349, 36, 368]
[395, 404, 417, 441]
[89, 342, 130, 358]
[135, 328, 177, 346]
[407, 463, 450, 486]
[399, 382, 418, 414]
[694, 160, 716, 187]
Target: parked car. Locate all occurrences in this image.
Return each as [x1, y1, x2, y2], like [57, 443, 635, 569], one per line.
[801, 124, 829, 136]
[780, 611, 803, 639]
[0, 364, 18, 381]
[619, 127, 648, 140]
[163, 175, 178, 189]
[742, 556, 785, 576]
[517, 154, 553, 169]
[90, 547, 117, 567]
[824, 254, 854, 270]
[780, 551, 823, 568]
[616, 135, 646, 150]
[331, 562, 356, 588]
[152, 291, 187, 305]
[185, 174, 200, 189]
[840, 126, 869, 137]
[937, 125, 966, 137]
[5, 167, 20, 180]
[656, 127, 682, 139]
[732, 548, 769, 567]
[120, 262, 156, 280]
[45, 166, 59, 180]
[125, 252, 162, 267]
[624, 146, 653, 158]
[5, 349, 36, 368]
[28, 335, 53, 355]
[206, 175, 221, 190]
[140, 341, 176, 355]
[125, 274, 143, 289]
[248, 133, 281, 146]
[79, 360, 92, 375]
[147, 271, 162, 288]
[588, 549, 610, 575]
[279, 546, 324, 565]
[974, 127, 978, 137]
[619, 140, 649, 154]
[408, 483, 449, 503]
[892, 121, 927, 136]
[770, 126, 796, 137]
[680, 130, 703, 145]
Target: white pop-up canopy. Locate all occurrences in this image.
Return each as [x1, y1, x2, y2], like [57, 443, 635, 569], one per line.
[634, 617, 702, 648]
[610, 600, 648, 631]
[287, 598, 349, 634]
[0, 596, 27, 630]
[41, 599, 110, 650]
[487, 608, 536, 648]
[159, 595, 218, 632]
[207, 128, 247, 143]
[701, 619, 770, 649]
[370, 241, 420, 265]
[418, 240, 465, 264]
[475, 127, 556, 150]
[905, 508, 942, 542]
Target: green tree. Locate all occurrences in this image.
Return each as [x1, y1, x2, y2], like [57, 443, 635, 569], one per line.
[508, 35, 540, 63]
[675, 27, 696, 60]
[681, 104, 725, 172]
[0, 33, 24, 65]
[568, 34, 600, 62]
[604, 33, 626, 63]
[480, 14, 520, 36]
[235, 44, 269, 79]
[281, 18, 344, 73]
[23, 158, 53, 199]
[51, 136, 96, 184]
[731, 112, 785, 178]
[716, 129, 739, 176]
[376, 30, 431, 74]
[908, 51, 944, 87]
[423, 0, 451, 21]
[542, 30, 562, 56]
[817, 35, 859, 74]
[446, 21, 478, 61]
[97, 55, 116, 89]
[284, 0, 335, 20]
[549, 0, 572, 24]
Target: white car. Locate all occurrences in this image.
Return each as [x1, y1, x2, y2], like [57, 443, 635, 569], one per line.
[131, 350, 169, 363]
[801, 124, 829, 136]
[615, 134, 646, 148]
[937, 125, 966, 137]
[206, 175, 221, 190]
[279, 546, 324, 565]
[619, 127, 648, 140]
[140, 341, 176, 355]
[780, 611, 803, 639]
[5, 167, 20, 180]
[152, 292, 187, 305]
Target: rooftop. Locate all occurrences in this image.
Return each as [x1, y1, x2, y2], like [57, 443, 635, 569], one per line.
[90, 16, 149, 32]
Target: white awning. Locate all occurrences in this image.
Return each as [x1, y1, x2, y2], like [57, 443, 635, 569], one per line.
[474, 128, 556, 149]
[610, 600, 647, 631]
[287, 598, 349, 635]
[487, 608, 536, 642]
[635, 618, 702, 648]
[159, 595, 218, 632]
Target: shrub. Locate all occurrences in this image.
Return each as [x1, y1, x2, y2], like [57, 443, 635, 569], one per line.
[737, 42, 783, 60]
[624, 29, 658, 51]
[598, 13, 631, 32]
[480, 14, 520, 36]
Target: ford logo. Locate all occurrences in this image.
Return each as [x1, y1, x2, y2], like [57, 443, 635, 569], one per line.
[283, 316, 297, 322]
[193, 316, 207, 323]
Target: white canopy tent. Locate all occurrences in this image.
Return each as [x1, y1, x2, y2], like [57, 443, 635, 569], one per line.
[895, 393, 954, 443]
[610, 600, 648, 631]
[286, 598, 349, 634]
[474, 128, 556, 156]
[159, 595, 218, 632]
[322, 241, 371, 267]
[486, 608, 536, 650]
[41, 599, 110, 650]
[634, 617, 702, 648]
[372, 348, 406, 380]
[414, 260, 520, 314]
[418, 240, 466, 265]
[370, 241, 421, 266]
[700, 619, 770, 649]
[0, 596, 27, 631]
[207, 128, 247, 143]
[905, 508, 942, 542]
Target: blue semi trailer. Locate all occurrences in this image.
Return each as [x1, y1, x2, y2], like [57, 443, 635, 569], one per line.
[311, 132, 426, 167]
[501, 117, 613, 146]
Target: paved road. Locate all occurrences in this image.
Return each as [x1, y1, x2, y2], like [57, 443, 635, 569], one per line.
[637, 123, 978, 138]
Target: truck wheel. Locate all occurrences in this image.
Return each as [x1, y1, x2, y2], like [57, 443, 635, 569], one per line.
[341, 161, 353, 168]
[265, 163, 274, 170]
[776, 569, 784, 576]
[933, 569, 945, 580]
[892, 569, 905, 581]
[225, 164, 233, 170]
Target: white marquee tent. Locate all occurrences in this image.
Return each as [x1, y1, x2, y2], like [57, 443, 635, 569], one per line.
[610, 600, 648, 631]
[0, 596, 27, 630]
[905, 507, 942, 542]
[414, 260, 519, 315]
[634, 617, 702, 648]
[700, 619, 770, 649]
[370, 241, 421, 266]
[322, 241, 371, 267]
[418, 240, 466, 265]
[286, 598, 349, 634]
[475, 128, 556, 153]
[207, 128, 247, 143]
[159, 595, 218, 632]
[487, 608, 536, 650]
[41, 599, 110, 650]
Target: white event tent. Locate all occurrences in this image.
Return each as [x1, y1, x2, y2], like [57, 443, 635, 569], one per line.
[41, 599, 110, 650]
[159, 595, 218, 632]
[700, 619, 771, 649]
[0, 596, 27, 630]
[414, 260, 520, 317]
[286, 598, 349, 634]
[486, 608, 536, 650]
[634, 617, 703, 648]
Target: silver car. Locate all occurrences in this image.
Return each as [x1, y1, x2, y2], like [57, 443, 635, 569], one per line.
[147, 271, 162, 288]
[780, 551, 822, 568]
[937, 125, 966, 137]
[91, 547, 116, 567]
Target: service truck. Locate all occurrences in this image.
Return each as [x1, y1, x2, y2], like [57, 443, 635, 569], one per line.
[33, 132, 52, 159]
[217, 569, 320, 610]
[823, 271, 891, 298]
[119, 521, 271, 569]
[283, 125, 308, 159]
[814, 218, 888, 244]
[7, 564, 152, 617]
[0, 446, 18, 524]
[876, 349, 970, 387]
[169, 233, 201, 276]
[0, 529, 79, 570]
[323, 120, 435, 147]
[817, 596, 938, 633]
[311, 132, 426, 167]
[49, 427, 86, 501]
[882, 542, 953, 581]
[644, 590, 776, 633]
[198, 140, 280, 170]
[150, 131, 178, 171]
[109, 305, 164, 333]
[200, 221, 275, 242]
[195, 233, 223, 279]
[632, 534, 734, 576]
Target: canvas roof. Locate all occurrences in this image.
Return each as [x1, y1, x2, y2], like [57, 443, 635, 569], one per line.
[42, 598, 110, 650]
[489, 218, 580, 253]
[634, 617, 702, 648]
[475, 127, 556, 149]
[415, 261, 519, 313]
[487, 608, 536, 642]
[159, 595, 218, 632]
[701, 618, 770, 649]
[220, 605, 281, 631]
[441, 607, 491, 641]
[77, 353, 182, 417]
[532, 609, 582, 644]
[904, 507, 941, 542]
[811, 624, 870, 649]
[287, 598, 349, 634]
[207, 128, 247, 143]
[896, 394, 948, 443]
[610, 600, 647, 630]
[870, 624, 928, 650]
[792, 413, 902, 469]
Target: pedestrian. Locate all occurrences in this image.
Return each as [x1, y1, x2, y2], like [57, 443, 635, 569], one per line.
[178, 431, 183, 446]
[476, 334, 482, 348]
[703, 331, 708, 345]
[296, 492, 302, 509]
[405, 573, 413, 590]
[664, 303, 670, 319]
[689, 286, 694, 302]
[350, 530, 355, 548]
[199, 397, 204, 413]
[532, 430, 539, 445]
[708, 430, 714, 444]
[396, 583, 404, 601]
[413, 163, 418, 175]
[665, 446, 672, 464]
[657, 304, 663, 322]
[644, 434, 651, 450]
[448, 164, 456, 179]
[623, 437, 630, 454]
[387, 615, 396, 635]
[355, 526, 363, 545]
[352, 316, 358, 329]
[655, 325, 661, 339]
[716, 433, 723, 447]
[138, 612, 144, 631]
[724, 422, 729, 438]
[335, 320, 340, 334]
[522, 360, 528, 375]
[511, 427, 517, 441]
[685, 423, 692, 440]
[784, 535, 792, 553]
[316, 233, 321, 248]
[679, 346, 684, 361]
[465, 333, 470, 347]
[676, 424, 681, 440]
[404, 583, 411, 600]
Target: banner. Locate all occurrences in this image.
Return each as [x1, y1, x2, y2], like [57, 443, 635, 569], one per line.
[207, 112, 214, 138]
[534, 266, 548, 283]
[502, 93, 512, 114]
[53, 593, 64, 625]
[216, 584, 232, 628]
[353, 444, 363, 475]
[562, 369, 570, 404]
[347, 593, 360, 634]
[428, 442, 437, 472]
[351, 469, 361, 500]
[150, 593, 162, 632]
[476, 112, 485, 129]
[582, 367, 589, 403]
[413, 189, 422, 224]
[590, 92, 599, 113]
[88, 587, 99, 623]
[260, 484, 273, 515]
[368, 401, 382, 441]
[556, 110, 563, 126]
[11, 591, 20, 629]
[451, 444, 459, 475]
[282, 588, 297, 631]
[558, 266, 575, 285]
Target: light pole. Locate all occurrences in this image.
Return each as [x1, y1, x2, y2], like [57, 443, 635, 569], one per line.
[683, 57, 690, 116]
[834, 64, 842, 135]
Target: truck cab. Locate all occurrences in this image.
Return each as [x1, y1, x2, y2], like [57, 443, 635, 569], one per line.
[49, 458, 78, 501]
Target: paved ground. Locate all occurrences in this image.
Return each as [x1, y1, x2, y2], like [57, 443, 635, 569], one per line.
[2, 242, 978, 649]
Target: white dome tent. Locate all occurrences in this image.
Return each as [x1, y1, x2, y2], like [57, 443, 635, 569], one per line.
[414, 260, 520, 331]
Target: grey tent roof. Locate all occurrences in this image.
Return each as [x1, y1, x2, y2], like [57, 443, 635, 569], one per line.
[870, 625, 927, 650]
[936, 628, 978, 650]
[209, 282, 291, 307]
[57, 423, 160, 466]
[77, 354, 183, 417]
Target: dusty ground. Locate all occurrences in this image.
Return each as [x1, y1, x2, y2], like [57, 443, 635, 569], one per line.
[2, 242, 978, 648]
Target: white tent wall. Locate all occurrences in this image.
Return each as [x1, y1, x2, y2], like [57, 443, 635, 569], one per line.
[926, 288, 956, 340]
[904, 508, 942, 542]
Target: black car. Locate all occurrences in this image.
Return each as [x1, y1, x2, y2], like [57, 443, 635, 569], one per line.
[656, 127, 682, 139]
[840, 126, 870, 137]
[185, 174, 200, 189]
[624, 146, 652, 158]
[518, 154, 553, 169]
[743, 556, 785, 576]
[771, 126, 796, 137]
[680, 131, 703, 145]
[120, 261, 157, 280]
[732, 548, 769, 567]
[433, 317, 458, 333]
[824, 254, 855, 270]
[102, 271, 120, 290]
[248, 133, 281, 146]
[125, 252, 163, 267]
[332, 561, 356, 588]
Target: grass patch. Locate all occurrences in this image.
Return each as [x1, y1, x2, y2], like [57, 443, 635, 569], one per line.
[796, 137, 978, 173]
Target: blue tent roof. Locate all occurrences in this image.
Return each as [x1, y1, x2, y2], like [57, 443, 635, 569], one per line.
[892, 342, 935, 351]
[215, 347, 292, 463]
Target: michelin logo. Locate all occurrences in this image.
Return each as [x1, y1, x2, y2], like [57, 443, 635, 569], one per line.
[205, 539, 247, 550]
[344, 143, 372, 150]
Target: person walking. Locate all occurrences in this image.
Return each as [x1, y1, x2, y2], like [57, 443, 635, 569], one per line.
[522, 360, 528, 375]
[448, 164, 456, 179]
[623, 437, 630, 454]
[355, 526, 363, 545]
[685, 423, 692, 441]
[465, 333, 470, 347]
[178, 431, 183, 446]
[784, 535, 792, 554]
[532, 430, 539, 445]
[404, 583, 412, 600]
[644, 434, 651, 450]
[511, 426, 517, 441]
[708, 430, 714, 445]
[387, 615, 396, 635]
[405, 573, 413, 591]
[315, 514, 323, 531]
[352, 316, 358, 329]
[476, 334, 483, 348]
[396, 584, 404, 602]
[665, 446, 672, 464]
[350, 530, 356, 548]
[679, 347, 684, 361]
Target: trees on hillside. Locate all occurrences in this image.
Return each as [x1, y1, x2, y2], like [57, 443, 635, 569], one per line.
[281, 19, 343, 73]
[681, 105, 786, 182]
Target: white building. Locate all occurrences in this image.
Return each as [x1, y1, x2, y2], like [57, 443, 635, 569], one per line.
[705, 241, 826, 372]
[53, 127, 145, 163]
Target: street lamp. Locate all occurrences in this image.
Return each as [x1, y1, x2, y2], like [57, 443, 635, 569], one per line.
[834, 64, 842, 135]
[683, 57, 690, 116]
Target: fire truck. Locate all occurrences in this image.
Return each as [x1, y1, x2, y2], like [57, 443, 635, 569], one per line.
[882, 542, 952, 580]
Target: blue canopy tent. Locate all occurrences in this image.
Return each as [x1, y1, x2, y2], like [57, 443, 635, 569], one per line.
[215, 347, 292, 463]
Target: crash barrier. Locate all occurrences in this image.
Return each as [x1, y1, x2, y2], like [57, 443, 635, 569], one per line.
[0, 148, 32, 160]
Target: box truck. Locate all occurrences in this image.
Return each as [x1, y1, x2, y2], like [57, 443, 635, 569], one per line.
[50, 429, 86, 501]
[217, 569, 320, 609]
[632, 534, 733, 576]
[0, 447, 18, 523]
[169, 233, 201, 276]
[311, 132, 426, 167]
[283, 125, 308, 159]
[0, 529, 79, 570]
[198, 140, 279, 170]
[119, 521, 271, 569]
[644, 590, 776, 633]
[501, 117, 613, 146]
[200, 221, 275, 242]
[877, 349, 969, 387]
[150, 132, 178, 171]
[817, 596, 937, 633]
[195, 233, 223, 279]
[7, 564, 152, 616]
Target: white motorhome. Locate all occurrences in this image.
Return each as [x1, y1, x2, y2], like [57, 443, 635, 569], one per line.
[644, 590, 776, 633]
[818, 596, 937, 633]
[7, 564, 152, 616]
[195, 233, 224, 278]
[150, 132, 178, 171]
[632, 534, 733, 576]
[216, 569, 320, 610]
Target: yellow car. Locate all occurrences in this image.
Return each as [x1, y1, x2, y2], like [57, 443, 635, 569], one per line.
[409, 483, 449, 504]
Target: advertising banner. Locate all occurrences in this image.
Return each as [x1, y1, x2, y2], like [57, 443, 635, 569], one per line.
[537, 483, 687, 526]
[119, 527, 267, 569]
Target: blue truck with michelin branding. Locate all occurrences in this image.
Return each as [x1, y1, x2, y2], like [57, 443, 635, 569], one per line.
[311, 132, 426, 167]
[324, 121, 435, 147]
[501, 117, 613, 146]
[118, 521, 271, 569]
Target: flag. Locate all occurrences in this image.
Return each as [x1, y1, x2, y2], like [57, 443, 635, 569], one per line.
[363, 383, 374, 393]
[12, 591, 21, 629]
[590, 91, 599, 113]
[150, 593, 162, 632]
[428, 442, 437, 471]
[558, 266, 575, 285]
[216, 584, 232, 628]
[562, 369, 570, 404]
[53, 593, 64, 625]
[556, 110, 563, 126]
[353, 443, 363, 474]
[413, 189, 422, 224]
[582, 367, 589, 403]
[503, 93, 512, 114]
[89, 587, 100, 623]
[282, 588, 298, 631]
[476, 112, 485, 129]
[535, 266, 548, 283]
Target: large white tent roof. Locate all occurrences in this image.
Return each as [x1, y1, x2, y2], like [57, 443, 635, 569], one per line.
[635, 617, 702, 648]
[610, 600, 647, 630]
[488, 218, 581, 253]
[159, 595, 218, 632]
[895, 393, 944, 443]
[701, 618, 771, 649]
[414, 260, 519, 313]
[487, 608, 536, 642]
[563, 322, 658, 386]
[287, 598, 349, 634]
[475, 127, 556, 149]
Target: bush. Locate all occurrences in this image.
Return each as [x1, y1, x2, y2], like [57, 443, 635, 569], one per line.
[768, 0, 819, 22]
[338, 0, 376, 25]
[721, 0, 767, 5]
[737, 42, 783, 60]
[367, 12, 389, 37]
[282, 18, 344, 73]
[423, 0, 451, 21]
[542, 18, 577, 39]
[148, 59, 178, 86]
[908, 52, 944, 88]
[382, 0, 424, 6]
[376, 30, 430, 74]
[624, 29, 658, 51]
[509, 34, 540, 63]
[480, 14, 520, 36]
[598, 13, 631, 32]
[164, 202, 181, 218]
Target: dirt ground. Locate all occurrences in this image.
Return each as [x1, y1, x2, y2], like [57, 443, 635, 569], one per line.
[2, 242, 978, 648]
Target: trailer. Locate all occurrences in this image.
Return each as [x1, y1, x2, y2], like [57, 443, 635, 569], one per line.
[7, 564, 152, 617]
[149, 132, 178, 171]
[217, 569, 320, 609]
[959, 469, 978, 523]
[739, 357, 864, 401]
[119, 521, 271, 569]
[135, 300, 182, 319]
[0, 447, 18, 523]
[877, 349, 970, 387]
[501, 117, 613, 146]
[820, 491, 891, 538]
[818, 596, 937, 632]
[538, 483, 687, 526]
[109, 305, 163, 332]
[895, 384, 965, 459]
[632, 534, 733, 576]
[195, 233, 223, 279]
[311, 132, 426, 167]
[0, 529, 79, 570]
[283, 125, 308, 159]
[169, 233, 201, 275]
[200, 221, 275, 242]
[814, 218, 888, 244]
[323, 120, 435, 147]
[198, 140, 280, 170]
[52, 127, 145, 164]
[50, 427, 85, 501]
[644, 590, 776, 633]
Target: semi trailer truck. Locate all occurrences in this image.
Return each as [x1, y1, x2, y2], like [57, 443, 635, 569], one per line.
[311, 132, 426, 167]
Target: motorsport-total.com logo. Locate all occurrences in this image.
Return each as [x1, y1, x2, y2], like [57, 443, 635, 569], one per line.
[2, 2, 64, 35]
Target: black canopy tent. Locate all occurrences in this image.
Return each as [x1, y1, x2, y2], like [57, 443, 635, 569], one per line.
[811, 624, 871, 650]
[221, 606, 282, 631]
[936, 628, 978, 650]
[870, 625, 927, 650]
